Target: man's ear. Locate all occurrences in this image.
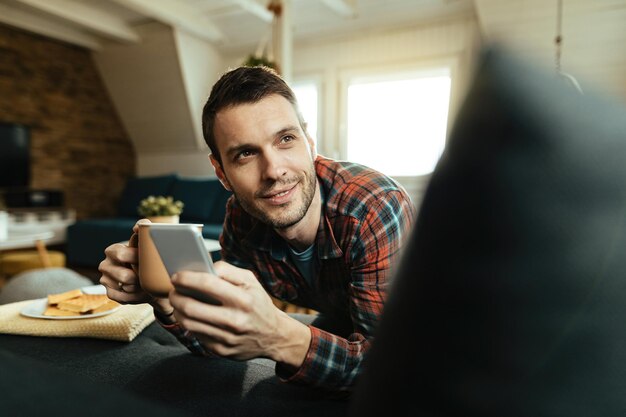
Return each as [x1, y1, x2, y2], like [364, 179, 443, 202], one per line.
[303, 122, 317, 159]
[209, 154, 232, 191]
[307, 134, 317, 159]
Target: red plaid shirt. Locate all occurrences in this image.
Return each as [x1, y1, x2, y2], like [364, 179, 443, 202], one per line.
[219, 156, 415, 391]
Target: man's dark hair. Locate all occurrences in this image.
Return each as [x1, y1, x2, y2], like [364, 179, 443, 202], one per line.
[202, 66, 305, 164]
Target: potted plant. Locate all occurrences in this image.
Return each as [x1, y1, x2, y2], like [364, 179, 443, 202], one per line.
[242, 54, 279, 72]
[137, 195, 184, 224]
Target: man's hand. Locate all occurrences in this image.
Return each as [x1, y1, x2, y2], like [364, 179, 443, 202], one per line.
[98, 219, 173, 317]
[169, 261, 312, 367]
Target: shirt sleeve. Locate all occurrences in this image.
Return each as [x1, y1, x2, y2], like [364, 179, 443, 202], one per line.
[276, 189, 416, 391]
[154, 313, 213, 356]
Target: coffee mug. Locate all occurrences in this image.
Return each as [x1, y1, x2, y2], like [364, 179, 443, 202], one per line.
[129, 222, 204, 298]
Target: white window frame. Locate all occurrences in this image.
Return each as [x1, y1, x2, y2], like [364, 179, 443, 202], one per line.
[291, 73, 323, 153]
[337, 57, 459, 199]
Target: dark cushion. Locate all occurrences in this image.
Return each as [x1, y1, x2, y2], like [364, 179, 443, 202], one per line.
[116, 174, 177, 217]
[0, 324, 348, 417]
[67, 218, 139, 266]
[201, 223, 225, 241]
[205, 187, 232, 225]
[170, 176, 232, 224]
[352, 47, 626, 416]
[0, 348, 188, 417]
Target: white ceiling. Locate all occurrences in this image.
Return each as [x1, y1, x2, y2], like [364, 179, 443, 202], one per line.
[0, 0, 476, 53]
[0, 0, 625, 96]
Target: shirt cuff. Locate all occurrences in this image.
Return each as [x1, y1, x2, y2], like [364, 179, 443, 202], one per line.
[155, 314, 213, 356]
[275, 325, 319, 384]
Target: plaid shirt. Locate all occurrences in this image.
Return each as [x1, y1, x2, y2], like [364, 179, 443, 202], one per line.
[160, 156, 415, 392]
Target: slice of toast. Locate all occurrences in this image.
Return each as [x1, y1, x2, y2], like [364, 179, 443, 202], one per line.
[58, 294, 109, 313]
[43, 306, 78, 317]
[47, 289, 83, 305]
[91, 299, 120, 314]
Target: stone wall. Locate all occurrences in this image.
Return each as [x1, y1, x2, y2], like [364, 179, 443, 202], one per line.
[0, 23, 135, 219]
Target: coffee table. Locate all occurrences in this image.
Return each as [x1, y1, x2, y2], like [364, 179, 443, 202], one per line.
[0, 231, 55, 267]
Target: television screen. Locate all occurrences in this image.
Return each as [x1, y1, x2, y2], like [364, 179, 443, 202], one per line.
[0, 123, 30, 190]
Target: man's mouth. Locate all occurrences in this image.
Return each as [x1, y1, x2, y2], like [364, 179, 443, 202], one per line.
[271, 189, 291, 198]
[260, 183, 298, 204]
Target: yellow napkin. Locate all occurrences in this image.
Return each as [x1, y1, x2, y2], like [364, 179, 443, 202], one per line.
[0, 299, 155, 342]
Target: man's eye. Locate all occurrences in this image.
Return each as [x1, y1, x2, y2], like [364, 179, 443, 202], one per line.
[235, 150, 254, 161]
[280, 135, 295, 144]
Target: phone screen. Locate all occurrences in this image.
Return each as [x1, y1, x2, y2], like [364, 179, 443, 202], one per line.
[149, 224, 219, 304]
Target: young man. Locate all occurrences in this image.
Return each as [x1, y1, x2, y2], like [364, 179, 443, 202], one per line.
[99, 66, 415, 392]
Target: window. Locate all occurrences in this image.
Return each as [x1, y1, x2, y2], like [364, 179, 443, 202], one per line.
[344, 67, 451, 177]
[292, 81, 319, 145]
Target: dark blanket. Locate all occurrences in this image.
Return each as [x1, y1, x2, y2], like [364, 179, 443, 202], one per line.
[0, 323, 348, 417]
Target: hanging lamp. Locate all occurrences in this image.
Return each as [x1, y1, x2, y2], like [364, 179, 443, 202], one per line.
[555, 0, 583, 93]
[242, 1, 281, 72]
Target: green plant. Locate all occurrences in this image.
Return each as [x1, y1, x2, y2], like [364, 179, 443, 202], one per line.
[137, 195, 184, 217]
[242, 54, 279, 72]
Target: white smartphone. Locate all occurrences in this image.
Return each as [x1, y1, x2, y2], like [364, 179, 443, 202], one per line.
[149, 223, 218, 304]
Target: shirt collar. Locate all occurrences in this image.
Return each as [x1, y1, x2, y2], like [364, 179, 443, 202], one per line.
[240, 160, 344, 261]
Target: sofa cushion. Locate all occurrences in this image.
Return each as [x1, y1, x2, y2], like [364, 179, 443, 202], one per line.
[0, 268, 92, 304]
[206, 187, 232, 224]
[201, 224, 224, 242]
[352, 47, 626, 415]
[116, 174, 177, 217]
[0, 348, 189, 417]
[171, 176, 232, 224]
[67, 218, 139, 267]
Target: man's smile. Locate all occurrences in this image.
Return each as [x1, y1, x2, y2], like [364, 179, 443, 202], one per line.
[261, 182, 298, 205]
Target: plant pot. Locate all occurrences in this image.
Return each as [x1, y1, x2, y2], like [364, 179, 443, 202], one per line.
[146, 215, 179, 224]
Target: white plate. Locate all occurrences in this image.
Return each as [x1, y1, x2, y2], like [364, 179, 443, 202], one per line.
[20, 287, 120, 320]
[80, 284, 107, 295]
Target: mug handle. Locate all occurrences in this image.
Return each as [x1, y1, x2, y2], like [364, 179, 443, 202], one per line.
[127, 232, 139, 275]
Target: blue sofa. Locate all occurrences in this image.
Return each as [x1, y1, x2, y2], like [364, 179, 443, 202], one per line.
[66, 174, 232, 267]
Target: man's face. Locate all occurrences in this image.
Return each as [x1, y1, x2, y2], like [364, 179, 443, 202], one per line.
[211, 94, 317, 230]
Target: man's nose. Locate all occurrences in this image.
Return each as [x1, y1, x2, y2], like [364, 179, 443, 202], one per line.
[261, 151, 287, 181]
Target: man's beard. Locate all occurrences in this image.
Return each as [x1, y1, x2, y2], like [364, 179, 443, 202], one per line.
[233, 164, 317, 229]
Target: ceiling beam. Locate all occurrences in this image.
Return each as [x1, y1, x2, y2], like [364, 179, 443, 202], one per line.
[0, 2, 101, 49]
[320, 0, 357, 18]
[109, 0, 224, 43]
[14, 0, 140, 43]
[232, 0, 273, 22]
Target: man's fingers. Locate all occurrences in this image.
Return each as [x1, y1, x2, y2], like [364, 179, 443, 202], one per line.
[170, 294, 246, 333]
[172, 271, 252, 308]
[99, 275, 148, 304]
[103, 243, 138, 265]
[133, 218, 152, 233]
[98, 260, 138, 286]
[213, 261, 256, 286]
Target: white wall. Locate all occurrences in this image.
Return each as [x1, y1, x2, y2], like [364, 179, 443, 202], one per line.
[137, 30, 224, 176]
[93, 23, 197, 155]
[94, 23, 225, 178]
[475, 0, 626, 99]
[173, 28, 223, 152]
[137, 28, 224, 177]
